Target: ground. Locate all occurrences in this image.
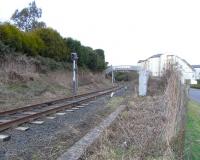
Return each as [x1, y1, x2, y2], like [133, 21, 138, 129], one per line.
[0, 54, 112, 111]
[184, 100, 200, 159]
[82, 95, 172, 159]
[0, 69, 112, 111]
[0, 86, 128, 160]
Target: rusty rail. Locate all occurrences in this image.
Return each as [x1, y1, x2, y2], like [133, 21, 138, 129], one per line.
[0, 86, 123, 132]
[0, 86, 118, 116]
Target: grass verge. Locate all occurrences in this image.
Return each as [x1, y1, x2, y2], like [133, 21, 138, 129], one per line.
[190, 84, 200, 89]
[184, 100, 200, 159]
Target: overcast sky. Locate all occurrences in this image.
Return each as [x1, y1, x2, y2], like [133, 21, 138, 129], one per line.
[0, 0, 200, 65]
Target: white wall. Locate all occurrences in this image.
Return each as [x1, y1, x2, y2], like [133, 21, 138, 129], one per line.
[194, 68, 200, 79]
[138, 54, 197, 84]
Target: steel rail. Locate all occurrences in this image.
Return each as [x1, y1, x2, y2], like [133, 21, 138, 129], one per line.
[0, 86, 122, 132]
[0, 86, 118, 116]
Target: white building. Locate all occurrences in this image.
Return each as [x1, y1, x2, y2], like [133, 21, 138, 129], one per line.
[192, 65, 200, 80]
[138, 54, 197, 84]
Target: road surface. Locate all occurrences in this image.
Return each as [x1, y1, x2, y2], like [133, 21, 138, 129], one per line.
[189, 88, 200, 103]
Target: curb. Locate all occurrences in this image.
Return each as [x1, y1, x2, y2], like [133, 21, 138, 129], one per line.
[57, 104, 126, 160]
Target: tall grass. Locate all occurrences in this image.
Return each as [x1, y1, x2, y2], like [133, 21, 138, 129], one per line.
[84, 69, 187, 160]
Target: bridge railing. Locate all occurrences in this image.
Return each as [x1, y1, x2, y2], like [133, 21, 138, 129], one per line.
[105, 65, 141, 74]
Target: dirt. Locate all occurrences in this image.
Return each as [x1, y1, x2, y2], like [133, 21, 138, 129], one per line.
[0, 68, 112, 111]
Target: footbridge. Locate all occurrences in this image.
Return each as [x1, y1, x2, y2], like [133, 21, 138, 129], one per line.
[105, 65, 149, 96]
[105, 65, 140, 74]
[105, 65, 141, 83]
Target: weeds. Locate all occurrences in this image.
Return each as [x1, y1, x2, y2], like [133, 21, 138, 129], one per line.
[84, 70, 187, 160]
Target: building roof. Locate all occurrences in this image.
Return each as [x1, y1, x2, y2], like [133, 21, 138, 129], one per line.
[137, 54, 163, 63]
[148, 54, 163, 59]
[137, 60, 145, 63]
[192, 65, 200, 68]
[172, 55, 195, 71]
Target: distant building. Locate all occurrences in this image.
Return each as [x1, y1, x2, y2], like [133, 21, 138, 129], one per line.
[192, 65, 200, 80]
[138, 54, 196, 84]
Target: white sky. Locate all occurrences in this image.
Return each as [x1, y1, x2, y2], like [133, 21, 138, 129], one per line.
[0, 0, 200, 65]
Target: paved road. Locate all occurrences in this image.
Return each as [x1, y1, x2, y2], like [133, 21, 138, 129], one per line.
[189, 88, 200, 103]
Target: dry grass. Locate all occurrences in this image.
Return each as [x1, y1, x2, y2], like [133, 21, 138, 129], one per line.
[0, 54, 112, 111]
[83, 70, 187, 160]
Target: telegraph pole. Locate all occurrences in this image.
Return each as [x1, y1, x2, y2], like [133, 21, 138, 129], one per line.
[71, 53, 78, 96]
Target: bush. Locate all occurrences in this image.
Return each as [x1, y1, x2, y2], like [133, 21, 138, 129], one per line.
[0, 23, 23, 51]
[0, 40, 13, 55]
[35, 56, 70, 71]
[34, 28, 70, 61]
[191, 84, 200, 89]
[115, 72, 129, 81]
[22, 32, 45, 56]
[0, 23, 106, 72]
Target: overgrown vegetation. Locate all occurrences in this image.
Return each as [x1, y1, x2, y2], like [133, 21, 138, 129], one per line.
[0, 1, 107, 71]
[190, 80, 200, 89]
[113, 71, 138, 82]
[83, 70, 187, 159]
[114, 72, 129, 81]
[184, 100, 200, 159]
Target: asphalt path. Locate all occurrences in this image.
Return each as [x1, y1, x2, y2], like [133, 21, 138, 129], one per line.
[189, 88, 200, 103]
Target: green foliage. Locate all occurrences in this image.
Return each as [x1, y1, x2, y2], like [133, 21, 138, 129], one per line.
[191, 84, 200, 89]
[184, 100, 200, 159]
[0, 40, 13, 54]
[35, 28, 70, 61]
[0, 23, 44, 56]
[0, 23, 106, 71]
[115, 72, 129, 81]
[22, 32, 45, 56]
[0, 23, 23, 51]
[11, 1, 46, 31]
[64, 38, 107, 71]
[36, 56, 70, 71]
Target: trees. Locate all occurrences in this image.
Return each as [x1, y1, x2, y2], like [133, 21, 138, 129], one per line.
[0, 23, 23, 51]
[64, 38, 107, 71]
[22, 31, 45, 56]
[0, 23, 44, 56]
[35, 28, 70, 61]
[11, 1, 46, 31]
[0, 22, 107, 71]
[95, 49, 106, 70]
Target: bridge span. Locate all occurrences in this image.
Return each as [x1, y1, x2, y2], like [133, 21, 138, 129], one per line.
[105, 65, 141, 83]
[105, 65, 140, 74]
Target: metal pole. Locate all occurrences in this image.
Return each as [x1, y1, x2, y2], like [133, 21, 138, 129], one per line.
[72, 59, 76, 96]
[71, 52, 78, 97]
[76, 60, 78, 92]
[112, 70, 114, 84]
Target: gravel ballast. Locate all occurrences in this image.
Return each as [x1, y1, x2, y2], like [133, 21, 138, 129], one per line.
[0, 87, 128, 160]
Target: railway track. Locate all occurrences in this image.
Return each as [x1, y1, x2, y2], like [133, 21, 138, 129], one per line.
[0, 86, 123, 132]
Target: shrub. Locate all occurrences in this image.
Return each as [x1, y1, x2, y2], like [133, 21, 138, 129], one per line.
[22, 32, 44, 56]
[34, 28, 70, 61]
[0, 23, 23, 51]
[115, 72, 129, 81]
[191, 84, 200, 89]
[0, 40, 13, 55]
[0, 23, 106, 71]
